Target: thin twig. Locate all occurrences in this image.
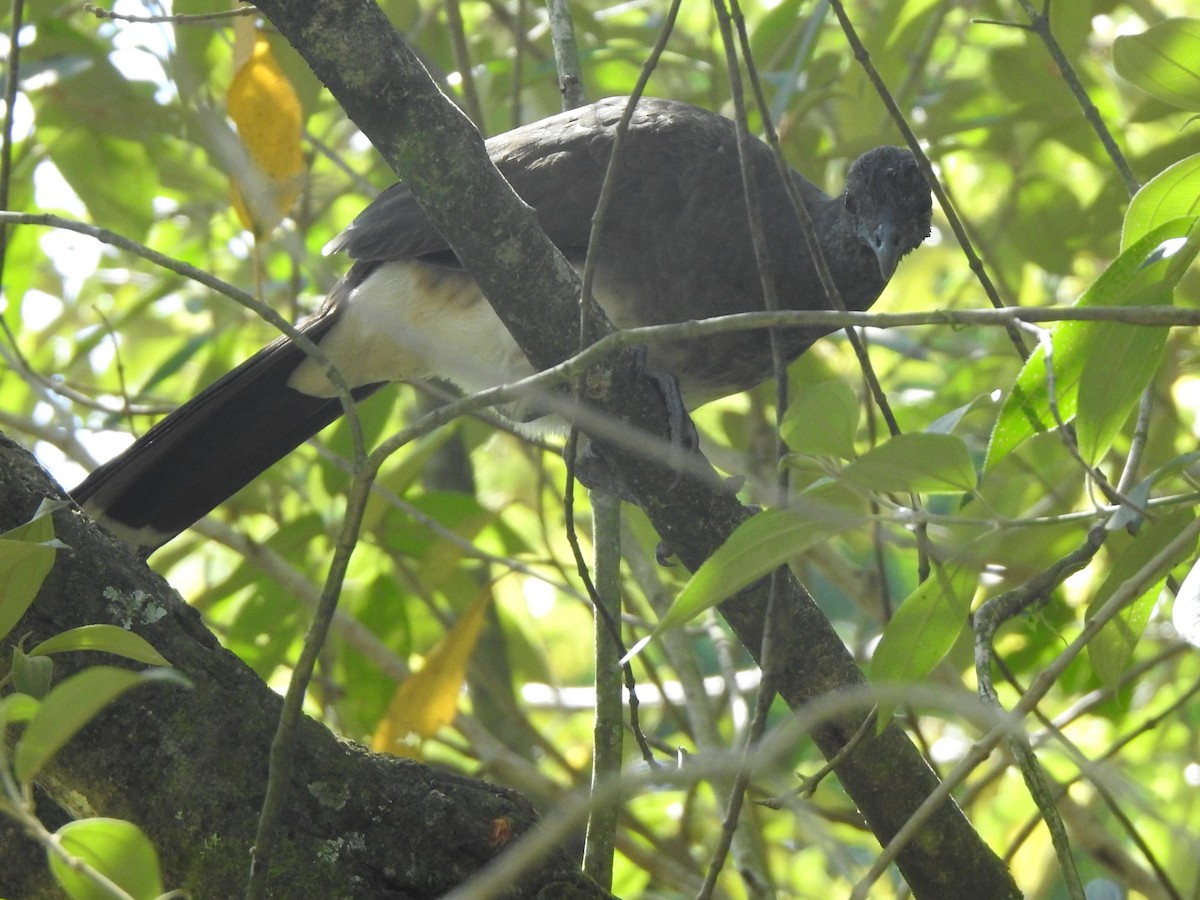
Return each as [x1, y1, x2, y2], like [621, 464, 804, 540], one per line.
[852, 515, 1200, 898]
[1007, 729, 1087, 898]
[509, 0, 526, 124]
[0, 213, 361, 437]
[1031, 327, 1138, 511]
[538, 5, 623, 881]
[695, 663, 775, 899]
[558, 0, 689, 781]
[1009, 668, 1191, 899]
[545, 0, 584, 108]
[1117, 386, 1156, 495]
[82, 1, 256, 23]
[247, 418, 373, 895]
[827, 0, 1029, 362]
[760, 708, 879, 806]
[699, 0, 790, 892]
[582, 491, 623, 890]
[1006, 1, 1140, 196]
[445, 0, 486, 129]
[9, 216, 1200, 336]
[0, 0, 27, 380]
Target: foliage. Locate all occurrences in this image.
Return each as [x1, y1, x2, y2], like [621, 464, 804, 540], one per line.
[4, 0, 1200, 897]
[0, 504, 185, 898]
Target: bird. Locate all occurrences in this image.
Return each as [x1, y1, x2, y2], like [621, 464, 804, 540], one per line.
[71, 96, 933, 554]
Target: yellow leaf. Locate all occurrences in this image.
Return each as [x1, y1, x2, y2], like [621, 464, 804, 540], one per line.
[372, 593, 492, 758]
[227, 31, 305, 236]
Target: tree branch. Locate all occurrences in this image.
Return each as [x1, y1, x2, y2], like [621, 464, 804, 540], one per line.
[243, 1, 1020, 896]
[0, 434, 614, 898]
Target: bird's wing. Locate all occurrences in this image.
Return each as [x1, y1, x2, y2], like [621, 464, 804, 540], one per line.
[322, 97, 750, 267]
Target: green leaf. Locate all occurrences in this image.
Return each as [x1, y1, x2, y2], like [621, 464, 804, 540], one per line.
[136, 334, 209, 397]
[48, 818, 164, 900]
[1103, 451, 1200, 531]
[14, 666, 188, 784]
[44, 128, 158, 241]
[23, 17, 176, 141]
[780, 380, 859, 458]
[0, 692, 41, 731]
[0, 538, 58, 642]
[871, 564, 976, 683]
[0, 501, 65, 640]
[840, 433, 976, 493]
[926, 394, 993, 436]
[623, 504, 858, 661]
[1113, 18, 1200, 111]
[30, 625, 171, 667]
[1088, 509, 1196, 687]
[985, 217, 1200, 470]
[1075, 319, 1168, 466]
[12, 647, 54, 698]
[1009, 175, 1087, 275]
[0, 498, 63, 542]
[1123, 154, 1200, 250]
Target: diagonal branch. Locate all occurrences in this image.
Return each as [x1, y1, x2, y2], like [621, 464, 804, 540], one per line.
[243, 1, 1021, 897]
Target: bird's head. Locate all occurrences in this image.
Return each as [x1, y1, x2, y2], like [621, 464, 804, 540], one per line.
[843, 146, 932, 281]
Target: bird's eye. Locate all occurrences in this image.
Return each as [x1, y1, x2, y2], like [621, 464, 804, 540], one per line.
[844, 194, 859, 216]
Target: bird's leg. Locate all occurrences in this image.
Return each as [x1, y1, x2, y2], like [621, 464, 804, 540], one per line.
[571, 347, 700, 498]
[642, 366, 699, 464]
[626, 345, 699, 473]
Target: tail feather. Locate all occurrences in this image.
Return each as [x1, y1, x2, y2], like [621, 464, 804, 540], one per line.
[72, 311, 380, 553]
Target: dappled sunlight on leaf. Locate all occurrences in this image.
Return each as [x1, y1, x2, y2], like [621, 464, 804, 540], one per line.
[227, 28, 306, 237]
[372, 593, 492, 758]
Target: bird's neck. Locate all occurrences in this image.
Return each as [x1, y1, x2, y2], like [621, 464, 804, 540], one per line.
[791, 192, 886, 313]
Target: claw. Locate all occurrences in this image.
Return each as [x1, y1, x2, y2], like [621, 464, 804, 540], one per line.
[632, 347, 697, 485]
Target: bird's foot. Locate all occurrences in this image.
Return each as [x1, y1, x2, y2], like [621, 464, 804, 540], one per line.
[633, 348, 698, 465]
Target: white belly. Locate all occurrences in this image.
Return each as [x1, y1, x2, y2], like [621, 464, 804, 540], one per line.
[288, 260, 536, 400]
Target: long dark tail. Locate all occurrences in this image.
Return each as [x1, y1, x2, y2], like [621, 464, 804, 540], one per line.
[71, 310, 380, 554]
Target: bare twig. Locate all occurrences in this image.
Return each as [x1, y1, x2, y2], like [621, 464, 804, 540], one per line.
[1004, 1, 1140, 196]
[827, 0, 1029, 361]
[0, 0, 28, 381]
[545, 0, 585, 108]
[445, 0, 486, 129]
[82, 1, 257, 23]
[852, 516, 1200, 898]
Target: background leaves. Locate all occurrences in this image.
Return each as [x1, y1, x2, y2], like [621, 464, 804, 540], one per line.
[4, 1, 1200, 897]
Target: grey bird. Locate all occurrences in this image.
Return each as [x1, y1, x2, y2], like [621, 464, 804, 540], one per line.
[72, 97, 933, 553]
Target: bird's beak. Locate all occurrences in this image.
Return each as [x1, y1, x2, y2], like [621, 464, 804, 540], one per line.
[869, 216, 903, 282]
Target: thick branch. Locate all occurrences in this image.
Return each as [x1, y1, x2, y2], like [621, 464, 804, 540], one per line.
[0, 435, 611, 899]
